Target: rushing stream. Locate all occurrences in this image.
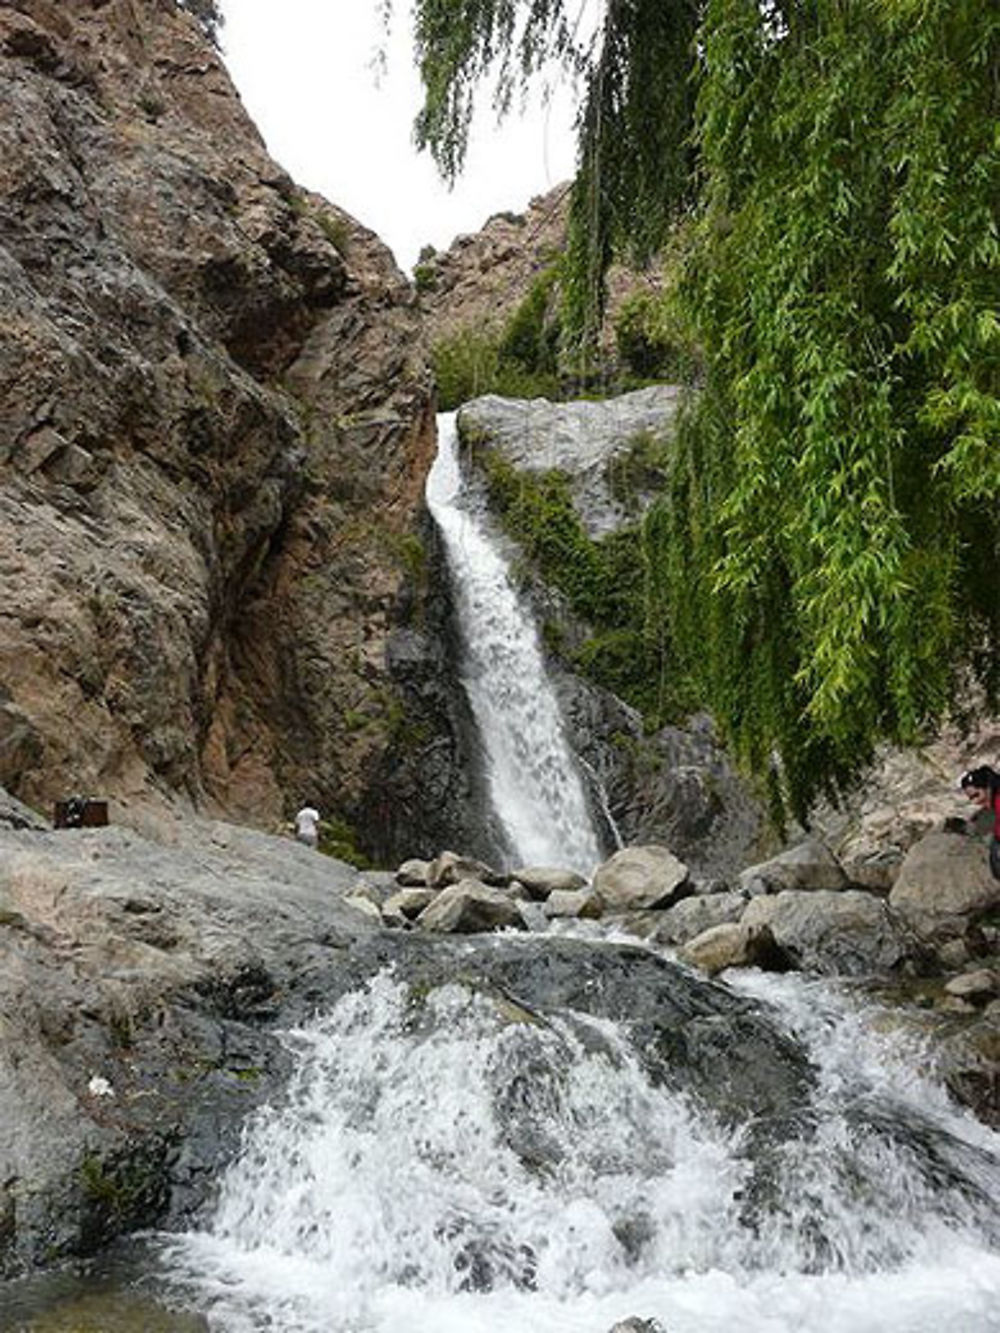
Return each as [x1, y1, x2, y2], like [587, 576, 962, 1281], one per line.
[146, 950, 1000, 1332]
[6, 416, 1000, 1333]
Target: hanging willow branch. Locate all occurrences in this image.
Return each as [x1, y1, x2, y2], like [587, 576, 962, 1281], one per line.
[403, 0, 1000, 819]
[402, 0, 702, 337]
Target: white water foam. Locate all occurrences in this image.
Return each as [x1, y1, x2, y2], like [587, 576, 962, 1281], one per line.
[424, 412, 603, 875]
[156, 966, 1000, 1333]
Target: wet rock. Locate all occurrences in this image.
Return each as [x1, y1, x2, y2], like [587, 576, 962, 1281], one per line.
[0, 814, 377, 1278]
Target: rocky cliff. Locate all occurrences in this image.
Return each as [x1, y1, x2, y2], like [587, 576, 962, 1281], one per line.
[0, 0, 438, 851]
[417, 183, 662, 366]
[418, 185, 571, 345]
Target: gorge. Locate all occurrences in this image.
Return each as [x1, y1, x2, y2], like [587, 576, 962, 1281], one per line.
[1, 3, 999, 1331]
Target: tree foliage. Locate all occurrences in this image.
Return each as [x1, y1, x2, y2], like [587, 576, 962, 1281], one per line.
[406, 0, 1000, 818]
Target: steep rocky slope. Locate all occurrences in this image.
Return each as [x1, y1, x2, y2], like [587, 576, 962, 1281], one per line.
[418, 183, 662, 362]
[0, 0, 438, 851]
[418, 184, 571, 344]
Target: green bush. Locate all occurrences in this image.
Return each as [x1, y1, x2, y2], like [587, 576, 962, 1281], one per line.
[432, 331, 561, 410]
[479, 453, 694, 727]
[413, 263, 437, 293]
[614, 290, 676, 378]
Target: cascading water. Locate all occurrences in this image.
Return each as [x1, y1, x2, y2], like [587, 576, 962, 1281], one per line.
[424, 412, 603, 874]
[152, 946, 1000, 1333]
[12, 416, 1000, 1333]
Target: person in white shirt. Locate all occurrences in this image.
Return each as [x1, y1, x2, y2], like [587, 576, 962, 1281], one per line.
[294, 804, 320, 849]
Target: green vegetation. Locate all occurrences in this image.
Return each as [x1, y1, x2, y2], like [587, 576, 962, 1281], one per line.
[318, 816, 371, 869]
[613, 288, 696, 384]
[78, 1149, 163, 1225]
[479, 449, 695, 725]
[414, 243, 439, 293]
[432, 269, 563, 408]
[404, 0, 1000, 821]
[315, 211, 351, 258]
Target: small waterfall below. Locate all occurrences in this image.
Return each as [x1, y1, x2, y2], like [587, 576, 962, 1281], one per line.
[152, 948, 1000, 1333]
[425, 411, 603, 874]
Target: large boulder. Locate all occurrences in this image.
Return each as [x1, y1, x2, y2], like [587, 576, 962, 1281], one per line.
[417, 880, 525, 934]
[649, 891, 747, 946]
[458, 387, 680, 538]
[0, 814, 379, 1278]
[740, 838, 848, 895]
[509, 865, 588, 900]
[679, 921, 791, 977]
[593, 844, 690, 912]
[542, 886, 604, 920]
[889, 832, 1000, 947]
[741, 889, 915, 976]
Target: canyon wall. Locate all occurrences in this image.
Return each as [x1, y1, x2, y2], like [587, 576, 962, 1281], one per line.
[0, 0, 447, 851]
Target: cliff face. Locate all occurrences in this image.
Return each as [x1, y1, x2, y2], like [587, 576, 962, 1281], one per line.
[418, 185, 572, 345]
[417, 183, 663, 363]
[0, 0, 436, 840]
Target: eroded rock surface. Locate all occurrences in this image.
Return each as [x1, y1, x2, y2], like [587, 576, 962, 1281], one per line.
[0, 0, 435, 854]
[0, 809, 379, 1277]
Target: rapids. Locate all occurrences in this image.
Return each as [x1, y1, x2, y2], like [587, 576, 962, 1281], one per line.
[148, 942, 1000, 1333]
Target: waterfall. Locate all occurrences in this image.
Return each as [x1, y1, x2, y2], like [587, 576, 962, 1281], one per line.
[424, 412, 603, 874]
[154, 951, 1000, 1333]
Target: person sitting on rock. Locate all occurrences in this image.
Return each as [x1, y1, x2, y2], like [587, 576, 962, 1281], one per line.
[294, 803, 321, 850]
[959, 766, 1000, 880]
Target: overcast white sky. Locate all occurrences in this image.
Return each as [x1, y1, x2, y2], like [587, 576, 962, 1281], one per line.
[217, 1, 588, 273]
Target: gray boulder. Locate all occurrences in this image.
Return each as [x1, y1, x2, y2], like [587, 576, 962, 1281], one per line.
[427, 850, 507, 888]
[649, 891, 747, 946]
[593, 844, 690, 912]
[509, 865, 588, 900]
[417, 880, 525, 933]
[383, 887, 438, 920]
[542, 886, 604, 919]
[0, 816, 379, 1278]
[739, 838, 848, 895]
[458, 386, 680, 538]
[679, 921, 789, 977]
[889, 832, 1000, 947]
[395, 858, 431, 886]
[742, 889, 914, 976]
